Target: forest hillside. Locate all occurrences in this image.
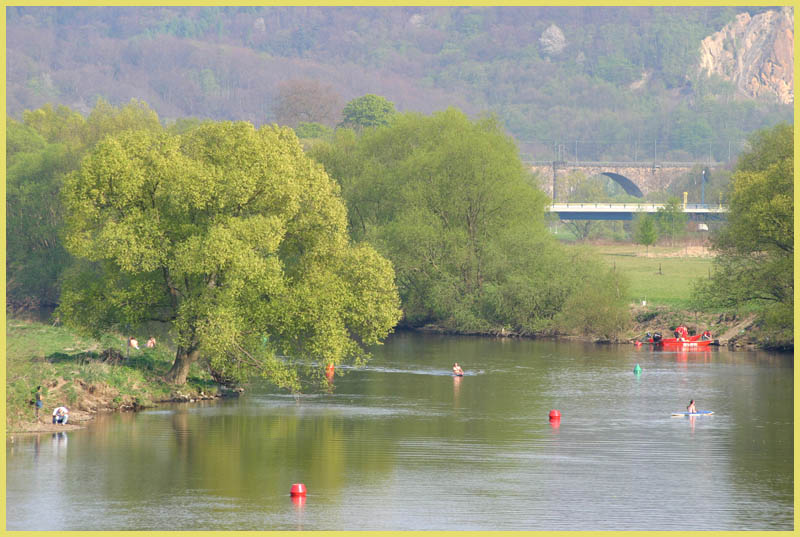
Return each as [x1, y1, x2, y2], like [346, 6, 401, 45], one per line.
[6, 6, 793, 162]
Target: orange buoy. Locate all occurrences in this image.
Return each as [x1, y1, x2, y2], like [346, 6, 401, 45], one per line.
[549, 409, 561, 420]
[291, 495, 306, 507]
[290, 483, 307, 496]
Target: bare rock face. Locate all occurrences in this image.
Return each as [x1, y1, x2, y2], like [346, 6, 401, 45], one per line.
[697, 7, 793, 104]
[540, 24, 567, 56]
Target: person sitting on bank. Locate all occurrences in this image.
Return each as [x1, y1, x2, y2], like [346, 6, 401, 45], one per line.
[52, 406, 69, 425]
[146, 336, 156, 348]
[128, 336, 140, 350]
[452, 362, 464, 376]
[687, 400, 697, 414]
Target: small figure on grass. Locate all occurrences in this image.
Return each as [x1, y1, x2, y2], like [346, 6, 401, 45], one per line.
[33, 386, 43, 421]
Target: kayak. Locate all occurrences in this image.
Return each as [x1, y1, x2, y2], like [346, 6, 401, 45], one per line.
[671, 410, 714, 416]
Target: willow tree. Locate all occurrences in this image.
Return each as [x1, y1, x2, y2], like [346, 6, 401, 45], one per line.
[59, 121, 401, 388]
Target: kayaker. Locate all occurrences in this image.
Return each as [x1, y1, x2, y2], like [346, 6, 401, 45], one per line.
[452, 363, 464, 376]
[687, 400, 697, 414]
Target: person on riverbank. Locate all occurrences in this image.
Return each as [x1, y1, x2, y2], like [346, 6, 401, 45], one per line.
[146, 336, 156, 348]
[33, 386, 43, 421]
[687, 400, 697, 414]
[52, 406, 69, 425]
[452, 363, 464, 376]
[128, 336, 140, 350]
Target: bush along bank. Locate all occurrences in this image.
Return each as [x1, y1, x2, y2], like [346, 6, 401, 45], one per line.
[626, 305, 789, 351]
[408, 303, 791, 351]
[6, 317, 240, 434]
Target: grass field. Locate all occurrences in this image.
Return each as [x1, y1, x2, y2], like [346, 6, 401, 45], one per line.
[579, 242, 714, 308]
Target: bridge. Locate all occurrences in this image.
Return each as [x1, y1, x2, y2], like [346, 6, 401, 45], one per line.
[547, 202, 728, 221]
[529, 160, 722, 200]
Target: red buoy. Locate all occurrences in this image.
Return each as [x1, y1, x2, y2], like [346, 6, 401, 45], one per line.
[549, 409, 561, 420]
[290, 483, 307, 496]
[634, 341, 642, 347]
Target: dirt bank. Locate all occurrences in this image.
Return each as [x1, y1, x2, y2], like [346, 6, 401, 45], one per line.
[7, 377, 237, 434]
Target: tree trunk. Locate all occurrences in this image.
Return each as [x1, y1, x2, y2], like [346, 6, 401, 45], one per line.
[165, 347, 200, 385]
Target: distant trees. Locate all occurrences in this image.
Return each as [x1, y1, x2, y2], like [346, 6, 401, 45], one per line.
[692, 123, 793, 346]
[59, 121, 401, 388]
[633, 213, 658, 253]
[340, 94, 396, 131]
[656, 196, 689, 245]
[273, 78, 343, 128]
[6, 7, 792, 165]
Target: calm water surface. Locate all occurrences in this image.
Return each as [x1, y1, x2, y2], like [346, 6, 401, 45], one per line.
[6, 333, 793, 530]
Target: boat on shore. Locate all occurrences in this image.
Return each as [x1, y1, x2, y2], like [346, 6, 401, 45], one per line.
[644, 329, 716, 349]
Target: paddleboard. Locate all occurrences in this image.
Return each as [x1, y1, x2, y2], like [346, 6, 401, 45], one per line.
[671, 410, 714, 416]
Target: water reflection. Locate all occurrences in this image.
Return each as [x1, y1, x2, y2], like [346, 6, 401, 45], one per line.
[5, 334, 793, 531]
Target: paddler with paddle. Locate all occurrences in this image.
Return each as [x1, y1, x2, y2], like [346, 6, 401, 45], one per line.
[452, 363, 464, 376]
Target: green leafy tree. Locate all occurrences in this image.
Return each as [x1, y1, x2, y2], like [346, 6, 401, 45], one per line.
[294, 121, 333, 140]
[692, 123, 793, 345]
[6, 100, 162, 309]
[340, 94, 396, 131]
[656, 196, 689, 245]
[633, 212, 658, 253]
[59, 121, 401, 388]
[312, 108, 626, 335]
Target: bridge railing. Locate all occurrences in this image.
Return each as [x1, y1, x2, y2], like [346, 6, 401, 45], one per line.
[528, 161, 722, 168]
[548, 202, 728, 213]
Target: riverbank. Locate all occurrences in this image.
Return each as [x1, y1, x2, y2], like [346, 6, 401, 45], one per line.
[5, 315, 231, 434]
[6, 300, 786, 434]
[411, 304, 778, 351]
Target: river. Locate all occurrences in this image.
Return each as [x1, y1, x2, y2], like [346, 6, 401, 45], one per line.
[6, 332, 793, 530]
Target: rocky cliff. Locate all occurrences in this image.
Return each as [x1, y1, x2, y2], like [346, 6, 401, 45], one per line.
[697, 7, 793, 104]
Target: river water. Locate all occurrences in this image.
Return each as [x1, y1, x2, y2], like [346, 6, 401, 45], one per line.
[6, 332, 793, 531]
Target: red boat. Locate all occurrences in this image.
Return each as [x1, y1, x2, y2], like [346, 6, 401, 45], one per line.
[645, 329, 715, 348]
[658, 338, 714, 349]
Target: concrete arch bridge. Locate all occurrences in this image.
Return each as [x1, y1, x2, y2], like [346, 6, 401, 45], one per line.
[529, 161, 719, 200]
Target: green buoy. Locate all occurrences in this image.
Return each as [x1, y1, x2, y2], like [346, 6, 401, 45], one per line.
[633, 364, 642, 374]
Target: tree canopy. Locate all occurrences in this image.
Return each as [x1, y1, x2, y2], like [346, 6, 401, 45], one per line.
[58, 121, 402, 389]
[340, 94, 396, 131]
[311, 108, 629, 336]
[6, 100, 162, 308]
[692, 123, 793, 346]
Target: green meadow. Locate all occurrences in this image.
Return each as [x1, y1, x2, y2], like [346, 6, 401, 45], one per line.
[591, 243, 714, 308]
